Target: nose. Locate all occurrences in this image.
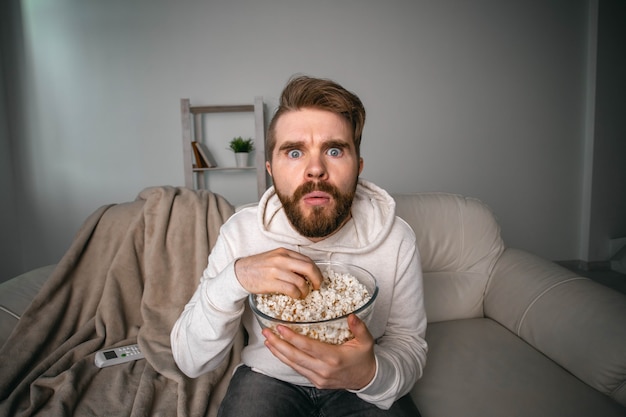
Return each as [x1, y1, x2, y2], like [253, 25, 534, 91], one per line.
[306, 153, 327, 180]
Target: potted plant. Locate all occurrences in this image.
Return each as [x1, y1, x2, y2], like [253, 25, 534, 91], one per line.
[228, 137, 254, 167]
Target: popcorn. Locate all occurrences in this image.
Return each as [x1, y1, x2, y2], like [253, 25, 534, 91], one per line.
[254, 268, 372, 344]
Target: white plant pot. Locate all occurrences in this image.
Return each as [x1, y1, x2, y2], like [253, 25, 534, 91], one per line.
[235, 152, 249, 167]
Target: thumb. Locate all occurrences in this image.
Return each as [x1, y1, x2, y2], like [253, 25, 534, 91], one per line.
[348, 314, 373, 343]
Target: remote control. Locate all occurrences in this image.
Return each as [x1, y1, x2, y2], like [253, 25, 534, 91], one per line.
[94, 344, 144, 368]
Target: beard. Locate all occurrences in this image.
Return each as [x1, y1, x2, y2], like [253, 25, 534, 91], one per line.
[276, 180, 357, 239]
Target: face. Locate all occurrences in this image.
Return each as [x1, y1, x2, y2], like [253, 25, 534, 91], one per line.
[266, 108, 364, 241]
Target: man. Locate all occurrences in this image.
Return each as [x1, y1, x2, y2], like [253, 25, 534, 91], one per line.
[171, 75, 427, 416]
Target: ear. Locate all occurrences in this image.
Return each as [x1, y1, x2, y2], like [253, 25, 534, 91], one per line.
[358, 157, 364, 175]
[266, 161, 273, 177]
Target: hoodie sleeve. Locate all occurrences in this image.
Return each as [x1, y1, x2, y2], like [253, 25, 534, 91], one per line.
[350, 230, 428, 409]
[170, 233, 249, 378]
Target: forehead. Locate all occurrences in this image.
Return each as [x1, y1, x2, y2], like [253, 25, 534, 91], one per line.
[274, 108, 352, 143]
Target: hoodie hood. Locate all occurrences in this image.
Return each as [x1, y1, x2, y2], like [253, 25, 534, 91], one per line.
[258, 179, 396, 257]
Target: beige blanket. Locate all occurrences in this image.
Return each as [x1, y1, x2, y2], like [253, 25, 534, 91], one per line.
[0, 186, 237, 417]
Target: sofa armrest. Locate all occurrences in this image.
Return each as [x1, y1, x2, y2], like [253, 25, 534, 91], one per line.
[485, 248, 626, 406]
[0, 264, 56, 347]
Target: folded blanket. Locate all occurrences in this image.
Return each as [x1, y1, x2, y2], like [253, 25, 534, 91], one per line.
[0, 186, 236, 417]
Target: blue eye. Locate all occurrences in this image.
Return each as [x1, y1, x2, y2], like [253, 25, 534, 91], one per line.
[327, 148, 342, 157]
[288, 149, 302, 158]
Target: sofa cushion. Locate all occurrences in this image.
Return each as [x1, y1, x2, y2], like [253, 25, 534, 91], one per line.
[411, 318, 626, 417]
[393, 193, 504, 322]
[0, 264, 55, 347]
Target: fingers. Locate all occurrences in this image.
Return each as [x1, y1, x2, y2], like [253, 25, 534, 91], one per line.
[262, 322, 376, 390]
[272, 268, 313, 299]
[347, 314, 374, 345]
[267, 254, 322, 298]
[273, 249, 323, 292]
[262, 326, 327, 383]
[235, 248, 323, 298]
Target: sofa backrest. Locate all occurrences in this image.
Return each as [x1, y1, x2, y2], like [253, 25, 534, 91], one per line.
[393, 193, 505, 323]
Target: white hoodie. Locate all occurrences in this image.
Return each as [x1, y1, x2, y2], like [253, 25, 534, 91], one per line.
[171, 179, 428, 409]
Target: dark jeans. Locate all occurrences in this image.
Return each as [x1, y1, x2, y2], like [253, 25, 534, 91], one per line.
[217, 365, 422, 417]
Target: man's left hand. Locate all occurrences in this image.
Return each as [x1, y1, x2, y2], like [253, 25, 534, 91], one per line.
[261, 314, 376, 390]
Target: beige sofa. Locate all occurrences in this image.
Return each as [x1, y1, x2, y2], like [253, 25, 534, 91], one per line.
[1, 191, 625, 417]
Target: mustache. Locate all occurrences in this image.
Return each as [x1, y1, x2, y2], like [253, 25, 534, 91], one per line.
[292, 181, 339, 201]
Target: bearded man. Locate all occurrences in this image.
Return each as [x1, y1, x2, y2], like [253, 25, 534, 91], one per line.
[171, 75, 428, 417]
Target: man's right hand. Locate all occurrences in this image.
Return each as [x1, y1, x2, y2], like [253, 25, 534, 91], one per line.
[234, 248, 323, 299]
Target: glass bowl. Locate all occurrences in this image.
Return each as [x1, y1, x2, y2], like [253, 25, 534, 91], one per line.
[249, 261, 378, 345]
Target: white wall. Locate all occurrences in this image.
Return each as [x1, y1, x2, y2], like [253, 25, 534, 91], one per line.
[8, 0, 598, 276]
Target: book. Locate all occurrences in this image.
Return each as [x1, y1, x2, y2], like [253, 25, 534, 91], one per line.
[191, 141, 217, 168]
[191, 141, 207, 168]
[195, 141, 218, 168]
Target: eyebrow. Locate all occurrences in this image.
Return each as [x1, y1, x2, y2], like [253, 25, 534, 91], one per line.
[277, 139, 352, 152]
[323, 140, 351, 150]
[277, 140, 305, 152]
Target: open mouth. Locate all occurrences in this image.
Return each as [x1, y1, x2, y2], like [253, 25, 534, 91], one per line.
[302, 191, 332, 206]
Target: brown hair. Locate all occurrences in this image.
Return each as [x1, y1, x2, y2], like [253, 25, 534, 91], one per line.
[266, 75, 366, 161]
